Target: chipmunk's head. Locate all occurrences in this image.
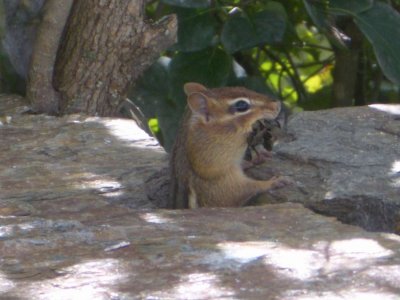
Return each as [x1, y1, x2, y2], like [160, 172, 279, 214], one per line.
[184, 82, 281, 134]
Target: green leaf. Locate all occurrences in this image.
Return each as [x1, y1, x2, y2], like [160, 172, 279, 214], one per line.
[253, 9, 286, 44]
[169, 48, 232, 102]
[303, 0, 328, 28]
[263, 1, 288, 17]
[354, 2, 400, 84]
[129, 58, 184, 151]
[129, 59, 170, 117]
[156, 99, 184, 152]
[229, 76, 275, 96]
[329, 0, 373, 15]
[221, 13, 258, 53]
[161, 0, 210, 8]
[303, 0, 372, 21]
[221, 6, 286, 53]
[231, 76, 276, 97]
[303, 0, 367, 48]
[175, 8, 217, 52]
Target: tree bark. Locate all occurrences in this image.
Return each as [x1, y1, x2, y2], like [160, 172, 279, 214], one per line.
[26, 0, 73, 114]
[54, 0, 177, 116]
[331, 20, 364, 107]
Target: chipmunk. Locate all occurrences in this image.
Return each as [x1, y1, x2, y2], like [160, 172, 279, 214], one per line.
[169, 82, 287, 209]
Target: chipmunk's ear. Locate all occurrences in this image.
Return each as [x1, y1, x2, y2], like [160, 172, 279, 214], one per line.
[187, 92, 212, 122]
[184, 82, 207, 96]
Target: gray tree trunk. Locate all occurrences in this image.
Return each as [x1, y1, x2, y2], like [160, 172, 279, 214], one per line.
[27, 0, 177, 117]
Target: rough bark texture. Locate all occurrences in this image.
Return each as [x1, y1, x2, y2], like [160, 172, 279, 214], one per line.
[54, 0, 177, 116]
[331, 20, 364, 107]
[26, 0, 73, 114]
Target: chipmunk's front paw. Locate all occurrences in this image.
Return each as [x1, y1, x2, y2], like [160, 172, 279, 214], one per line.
[242, 149, 272, 170]
[269, 176, 292, 189]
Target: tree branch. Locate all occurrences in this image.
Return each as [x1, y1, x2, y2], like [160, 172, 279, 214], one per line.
[26, 0, 74, 114]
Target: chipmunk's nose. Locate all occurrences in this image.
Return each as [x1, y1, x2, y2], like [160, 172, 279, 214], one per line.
[264, 100, 281, 119]
[268, 100, 281, 119]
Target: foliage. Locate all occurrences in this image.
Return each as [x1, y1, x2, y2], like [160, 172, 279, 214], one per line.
[0, 1, 399, 150]
[131, 0, 400, 151]
[353, 2, 400, 84]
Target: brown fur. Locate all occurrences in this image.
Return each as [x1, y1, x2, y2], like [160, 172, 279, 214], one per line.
[169, 83, 285, 208]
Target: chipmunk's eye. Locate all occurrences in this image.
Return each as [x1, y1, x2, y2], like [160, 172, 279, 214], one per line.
[233, 99, 250, 112]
